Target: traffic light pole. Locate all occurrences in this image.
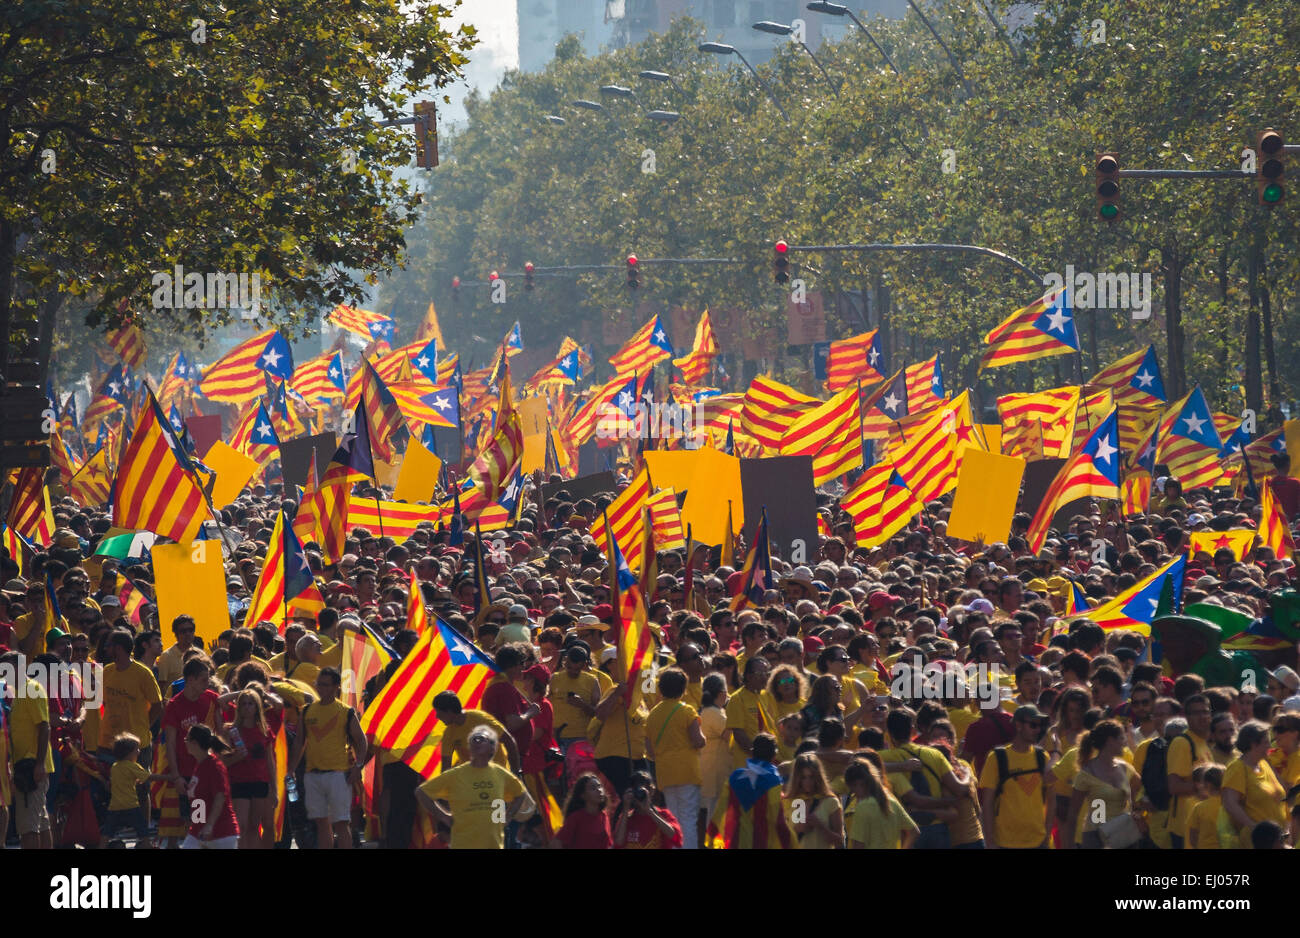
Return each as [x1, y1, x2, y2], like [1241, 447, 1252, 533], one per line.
[782, 242, 1044, 288]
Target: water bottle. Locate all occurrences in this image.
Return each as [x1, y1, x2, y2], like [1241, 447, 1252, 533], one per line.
[285, 773, 299, 803]
[230, 726, 245, 751]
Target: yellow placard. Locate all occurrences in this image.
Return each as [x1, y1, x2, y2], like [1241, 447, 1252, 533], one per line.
[204, 441, 260, 509]
[1286, 420, 1300, 476]
[153, 541, 230, 649]
[947, 448, 1026, 545]
[645, 447, 743, 546]
[977, 423, 1003, 455]
[519, 397, 550, 474]
[394, 440, 442, 503]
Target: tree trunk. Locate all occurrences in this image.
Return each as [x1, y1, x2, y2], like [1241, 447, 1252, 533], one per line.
[1261, 284, 1279, 405]
[1245, 238, 1263, 414]
[0, 218, 15, 390]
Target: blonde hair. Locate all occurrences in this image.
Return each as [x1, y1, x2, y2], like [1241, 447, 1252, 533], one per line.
[785, 753, 834, 800]
[235, 688, 269, 735]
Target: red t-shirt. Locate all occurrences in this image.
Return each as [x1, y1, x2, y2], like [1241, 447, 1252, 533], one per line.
[961, 709, 1015, 775]
[187, 755, 239, 840]
[227, 723, 274, 784]
[163, 689, 219, 778]
[522, 698, 555, 774]
[618, 808, 682, 849]
[481, 676, 534, 756]
[556, 809, 613, 849]
[1270, 477, 1300, 521]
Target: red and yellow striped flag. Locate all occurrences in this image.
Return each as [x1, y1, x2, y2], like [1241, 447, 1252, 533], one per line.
[904, 354, 945, 411]
[340, 624, 394, 712]
[672, 310, 719, 385]
[118, 577, 150, 626]
[197, 329, 280, 405]
[779, 384, 863, 487]
[1120, 471, 1151, 517]
[465, 370, 523, 504]
[979, 288, 1078, 371]
[588, 466, 651, 573]
[648, 488, 686, 551]
[362, 617, 498, 778]
[885, 399, 962, 505]
[740, 377, 820, 451]
[1189, 529, 1257, 561]
[106, 323, 146, 369]
[361, 360, 404, 462]
[609, 313, 674, 377]
[111, 394, 212, 544]
[329, 304, 394, 341]
[1025, 411, 1121, 553]
[824, 330, 885, 391]
[997, 386, 1079, 461]
[1260, 480, 1295, 560]
[1155, 388, 1224, 491]
[292, 352, 345, 404]
[842, 462, 923, 548]
[5, 466, 54, 547]
[345, 499, 444, 543]
[68, 448, 112, 509]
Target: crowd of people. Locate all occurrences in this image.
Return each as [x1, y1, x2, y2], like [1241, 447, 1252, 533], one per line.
[1, 456, 1299, 851]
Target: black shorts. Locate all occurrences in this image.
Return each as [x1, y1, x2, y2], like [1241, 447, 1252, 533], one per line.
[230, 781, 270, 800]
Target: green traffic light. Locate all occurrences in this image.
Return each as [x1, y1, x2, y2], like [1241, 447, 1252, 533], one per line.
[1263, 183, 1284, 204]
[1099, 203, 1119, 219]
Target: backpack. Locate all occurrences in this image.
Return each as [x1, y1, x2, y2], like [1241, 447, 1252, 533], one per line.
[991, 745, 1047, 801]
[1140, 732, 1189, 813]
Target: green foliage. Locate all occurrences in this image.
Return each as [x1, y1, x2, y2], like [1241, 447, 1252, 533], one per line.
[383, 0, 1299, 414]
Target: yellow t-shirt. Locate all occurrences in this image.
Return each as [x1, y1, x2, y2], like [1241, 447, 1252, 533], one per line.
[548, 671, 601, 741]
[9, 679, 56, 772]
[1166, 732, 1211, 838]
[725, 687, 775, 768]
[271, 679, 315, 728]
[99, 660, 162, 750]
[1071, 761, 1137, 835]
[683, 679, 703, 713]
[848, 793, 918, 848]
[1222, 758, 1287, 829]
[880, 743, 952, 823]
[319, 638, 343, 671]
[946, 707, 980, 747]
[285, 660, 321, 687]
[592, 697, 647, 761]
[647, 700, 701, 789]
[418, 762, 526, 849]
[978, 745, 1048, 849]
[850, 664, 889, 697]
[300, 698, 353, 772]
[1268, 748, 1300, 810]
[110, 760, 150, 811]
[155, 643, 188, 688]
[591, 667, 614, 693]
[1188, 795, 1222, 849]
[13, 613, 69, 657]
[441, 710, 511, 769]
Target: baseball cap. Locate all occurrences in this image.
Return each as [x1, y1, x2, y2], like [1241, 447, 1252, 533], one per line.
[508, 604, 529, 621]
[1014, 704, 1047, 723]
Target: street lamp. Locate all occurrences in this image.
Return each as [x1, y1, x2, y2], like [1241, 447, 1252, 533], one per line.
[698, 41, 790, 121]
[600, 84, 645, 110]
[544, 115, 567, 125]
[753, 20, 840, 96]
[639, 70, 686, 95]
[570, 98, 621, 130]
[805, 1, 901, 76]
[646, 110, 681, 124]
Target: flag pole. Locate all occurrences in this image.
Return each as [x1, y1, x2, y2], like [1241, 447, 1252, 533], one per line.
[602, 508, 635, 768]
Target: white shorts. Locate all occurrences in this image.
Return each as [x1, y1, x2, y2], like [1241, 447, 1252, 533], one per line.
[304, 770, 351, 822]
[180, 834, 239, 849]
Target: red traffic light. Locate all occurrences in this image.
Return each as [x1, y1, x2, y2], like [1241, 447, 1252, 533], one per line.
[488, 270, 499, 281]
[775, 240, 789, 254]
[626, 254, 638, 266]
[524, 262, 535, 273]
[451, 276, 460, 288]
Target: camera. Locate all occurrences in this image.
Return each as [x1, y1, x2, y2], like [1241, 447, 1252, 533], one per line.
[633, 787, 649, 803]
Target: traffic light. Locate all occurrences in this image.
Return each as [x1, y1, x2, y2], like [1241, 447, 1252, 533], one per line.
[451, 275, 460, 301]
[1095, 153, 1120, 221]
[1257, 129, 1285, 206]
[414, 100, 439, 169]
[524, 262, 535, 292]
[774, 240, 790, 284]
[488, 270, 500, 283]
[626, 254, 639, 289]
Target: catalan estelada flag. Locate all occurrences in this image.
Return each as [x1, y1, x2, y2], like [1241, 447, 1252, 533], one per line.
[606, 510, 654, 709]
[997, 386, 1079, 461]
[904, 353, 945, 410]
[1155, 387, 1224, 491]
[979, 288, 1078, 371]
[729, 508, 773, 612]
[245, 508, 316, 631]
[1085, 554, 1186, 634]
[885, 397, 962, 504]
[1259, 481, 1295, 560]
[198, 330, 294, 405]
[589, 466, 651, 573]
[68, 448, 112, 509]
[778, 384, 863, 486]
[609, 313, 674, 377]
[672, 309, 719, 385]
[230, 400, 281, 468]
[340, 623, 394, 713]
[415, 300, 444, 347]
[1064, 581, 1090, 617]
[842, 462, 923, 548]
[117, 575, 150, 626]
[362, 616, 498, 779]
[706, 758, 793, 849]
[83, 364, 130, 431]
[106, 322, 146, 369]
[1026, 409, 1121, 553]
[361, 360, 405, 461]
[465, 369, 523, 504]
[825, 329, 885, 390]
[329, 304, 395, 343]
[292, 351, 346, 404]
[859, 368, 910, 440]
[111, 392, 212, 544]
[1090, 345, 1166, 407]
[647, 488, 686, 551]
[5, 465, 55, 547]
[388, 381, 459, 430]
[1188, 529, 1256, 561]
[1120, 471, 1151, 517]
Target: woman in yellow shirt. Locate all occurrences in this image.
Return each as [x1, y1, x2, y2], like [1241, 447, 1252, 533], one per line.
[845, 757, 918, 849]
[784, 753, 844, 849]
[1220, 721, 1288, 848]
[926, 720, 984, 848]
[1065, 720, 1141, 849]
[767, 666, 808, 723]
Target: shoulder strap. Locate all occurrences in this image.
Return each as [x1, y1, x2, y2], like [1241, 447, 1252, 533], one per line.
[654, 702, 685, 750]
[993, 746, 1010, 797]
[1034, 746, 1046, 775]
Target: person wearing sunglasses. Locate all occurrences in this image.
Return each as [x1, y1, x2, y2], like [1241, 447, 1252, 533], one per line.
[979, 705, 1051, 850]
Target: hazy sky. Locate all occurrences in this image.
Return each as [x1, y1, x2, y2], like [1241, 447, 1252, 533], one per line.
[442, 0, 520, 126]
